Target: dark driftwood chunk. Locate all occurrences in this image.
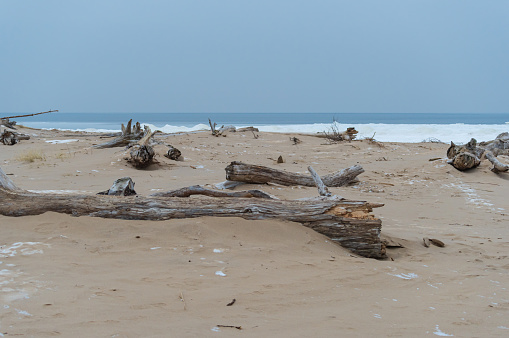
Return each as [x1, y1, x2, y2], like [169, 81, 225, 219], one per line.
[0, 130, 18, 145]
[165, 145, 182, 161]
[127, 145, 155, 168]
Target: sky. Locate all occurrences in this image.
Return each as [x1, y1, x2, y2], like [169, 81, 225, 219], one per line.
[1, 1, 508, 114]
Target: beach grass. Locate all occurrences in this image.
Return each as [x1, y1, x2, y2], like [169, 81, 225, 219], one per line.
[16, 149, 46, 162]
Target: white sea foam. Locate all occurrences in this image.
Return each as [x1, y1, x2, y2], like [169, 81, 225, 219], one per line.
[141, 122, 509, 143]
[34, 121, 508, 143]
[434, 325, 454, 336]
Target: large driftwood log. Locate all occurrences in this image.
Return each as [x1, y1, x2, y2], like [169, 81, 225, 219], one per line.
[0, 168, 385, 258]
[447, 133, 509, 172]
[225, 161, 364, 187]
[93, 119, 147, 149]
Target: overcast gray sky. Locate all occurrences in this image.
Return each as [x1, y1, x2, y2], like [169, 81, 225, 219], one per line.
[1, 1, 508, 113]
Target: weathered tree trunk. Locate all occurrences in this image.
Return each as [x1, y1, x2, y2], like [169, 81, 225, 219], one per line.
[447, 133, 509, 172]
[127, 145, 155, 168]
[0, 168, 385, 258]
[225, 161, 364, 187]
[125, 127, 158, 168]
[93, 119, 147, 149]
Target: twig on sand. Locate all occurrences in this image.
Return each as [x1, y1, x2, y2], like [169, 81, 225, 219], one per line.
[179, 291, 187, 310]
[217, 325, 242, 330]
[226, 299, 236, 306]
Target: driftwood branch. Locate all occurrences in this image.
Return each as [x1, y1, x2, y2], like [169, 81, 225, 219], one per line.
[0, 110, 57, 120]
[150, 185, 274, 199]
[93, 119, 146, 149]
[225, 161, 364, 187]
[0, 168, 385, 258]
[307, 166, 332, 197]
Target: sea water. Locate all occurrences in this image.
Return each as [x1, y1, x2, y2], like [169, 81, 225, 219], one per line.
[15, 112, 509, 143]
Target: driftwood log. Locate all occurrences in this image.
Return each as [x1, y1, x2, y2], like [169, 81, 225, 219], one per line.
[225, 161, 364, 187]
[0, 168, 385, 258]
[447, 133, 509, 172]
[93, 119, 148, 149]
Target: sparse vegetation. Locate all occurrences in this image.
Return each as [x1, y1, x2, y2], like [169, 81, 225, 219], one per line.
[363, 132, 385, 148]
[55, 152, 71, 160]
[16, 149, 46, 162]
[323, 119, 358, 144]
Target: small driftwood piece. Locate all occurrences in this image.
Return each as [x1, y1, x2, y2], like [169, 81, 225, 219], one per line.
[225, 161, 364, 187]
[0, 167, 385, 258]
[97, 177, 137, 196]
[125, 127, 158, 168]
[150, 185, 273, 199]
[447, 133, 509, 172]
[93, 119, 147, 149]
[307, 166, 332, 197]
[164, 145, 182, 161]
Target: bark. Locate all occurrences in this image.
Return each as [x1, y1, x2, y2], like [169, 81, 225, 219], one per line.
[0, 168, 385, 259]
[225, 161, 364, 187]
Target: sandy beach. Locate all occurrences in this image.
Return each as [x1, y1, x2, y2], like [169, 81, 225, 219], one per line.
[1, 126, 508, 337]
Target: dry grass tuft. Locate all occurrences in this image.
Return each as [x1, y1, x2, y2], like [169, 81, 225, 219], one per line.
[16, 149, 46, 163]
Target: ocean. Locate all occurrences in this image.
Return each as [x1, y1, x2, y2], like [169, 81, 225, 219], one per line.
[13, 112, 509, 143]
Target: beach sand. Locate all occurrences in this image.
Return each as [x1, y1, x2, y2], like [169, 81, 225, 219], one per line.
[0, 127, 508, 337]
